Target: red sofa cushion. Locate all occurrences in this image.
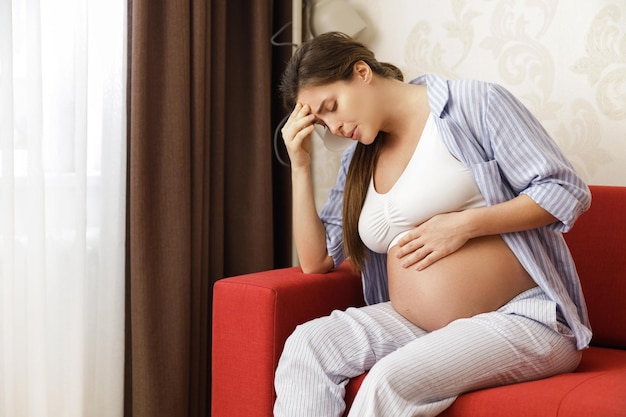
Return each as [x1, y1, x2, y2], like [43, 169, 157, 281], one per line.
[563, 186, 626, 349]
[344, 347, 626, 417]
[440, 347, 626, 417]
[212, 263, 364, 417]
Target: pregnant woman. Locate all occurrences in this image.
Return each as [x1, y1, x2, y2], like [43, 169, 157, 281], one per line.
[274, 32, 591, 417]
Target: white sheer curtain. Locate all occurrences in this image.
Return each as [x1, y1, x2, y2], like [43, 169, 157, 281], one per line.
[0, 0, 126, 416]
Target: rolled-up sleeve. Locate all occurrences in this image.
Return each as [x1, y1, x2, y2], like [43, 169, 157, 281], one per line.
[484, 83, 591, 231]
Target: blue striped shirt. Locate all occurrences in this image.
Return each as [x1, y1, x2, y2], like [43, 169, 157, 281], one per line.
[318, 73, 592, 349]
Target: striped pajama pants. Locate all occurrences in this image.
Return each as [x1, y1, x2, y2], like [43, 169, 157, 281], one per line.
[274, 287, 581, 417]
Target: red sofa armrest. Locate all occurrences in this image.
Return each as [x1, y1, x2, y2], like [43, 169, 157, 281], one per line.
[212, 262, 364, 417]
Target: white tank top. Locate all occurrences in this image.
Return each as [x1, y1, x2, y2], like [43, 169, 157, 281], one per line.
[358, 114, 486, 254]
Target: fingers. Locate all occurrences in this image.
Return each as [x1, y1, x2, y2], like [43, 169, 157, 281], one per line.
[414, 251, 441, 271]
[394, 231, 440, 270]
[286, 102, 311, 125]
[394, 231, 422, 258]
[281, 103, 317, 167]
[282, 103, 315, 146]
[398, 244, 431, 269]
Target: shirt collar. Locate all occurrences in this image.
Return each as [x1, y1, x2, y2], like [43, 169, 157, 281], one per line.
[409, 73, 449, 117]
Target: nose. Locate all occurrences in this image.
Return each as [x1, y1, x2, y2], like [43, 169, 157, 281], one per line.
[327, 120, 343, 137]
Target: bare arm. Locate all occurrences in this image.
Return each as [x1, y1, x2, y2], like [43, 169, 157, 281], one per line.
[290, 167, 334, 273]
[395, 194, 558, 270]
[462, 194, 558, 237]
[283, 103, 334, 274]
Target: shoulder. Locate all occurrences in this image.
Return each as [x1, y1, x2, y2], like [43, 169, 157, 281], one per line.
[410, 73, 497, 116]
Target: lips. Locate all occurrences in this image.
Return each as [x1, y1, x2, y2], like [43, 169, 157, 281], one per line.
[348, 126, 358, 140]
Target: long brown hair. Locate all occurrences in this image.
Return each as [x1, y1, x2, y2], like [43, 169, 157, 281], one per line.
[280, 32, 403, 273]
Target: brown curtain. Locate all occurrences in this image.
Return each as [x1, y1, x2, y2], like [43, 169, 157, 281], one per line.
[124, 0, 293, 416]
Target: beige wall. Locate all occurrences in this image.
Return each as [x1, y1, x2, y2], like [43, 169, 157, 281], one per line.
[311, 0, 626, 211]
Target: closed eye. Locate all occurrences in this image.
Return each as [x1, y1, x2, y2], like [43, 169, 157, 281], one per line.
[313, 100, 336, 127]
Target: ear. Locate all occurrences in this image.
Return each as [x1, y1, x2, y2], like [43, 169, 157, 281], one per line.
[353, 61, 372, 83]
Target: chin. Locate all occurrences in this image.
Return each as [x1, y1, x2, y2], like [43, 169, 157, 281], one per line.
[360, 135, 377, 146]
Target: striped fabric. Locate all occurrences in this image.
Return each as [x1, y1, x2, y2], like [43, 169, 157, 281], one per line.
[274, 288, 581, 416]
[318, 73, 592, 350]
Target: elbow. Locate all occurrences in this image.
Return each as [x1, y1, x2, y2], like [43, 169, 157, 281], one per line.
[300, 265, 326, 274]
[299, 256, 334, 274]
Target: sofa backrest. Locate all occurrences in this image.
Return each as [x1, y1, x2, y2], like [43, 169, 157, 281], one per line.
[564, 186, 626, 350]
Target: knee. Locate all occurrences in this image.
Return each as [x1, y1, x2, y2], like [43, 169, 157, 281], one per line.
[361, 356, 403, 394]
[283, 319, 324, 356]
[357, 352, 429, 404]
[279, 316, 337, 371]
[350, 357, 412, 415]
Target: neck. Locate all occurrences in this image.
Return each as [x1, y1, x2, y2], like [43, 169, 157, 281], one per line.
[376, 79, 429, 143]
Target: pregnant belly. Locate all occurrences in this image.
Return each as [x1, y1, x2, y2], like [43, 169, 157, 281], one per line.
[387, 235, 536, 332]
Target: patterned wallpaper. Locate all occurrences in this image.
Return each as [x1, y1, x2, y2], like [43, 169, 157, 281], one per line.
[311, 0, 626, 211]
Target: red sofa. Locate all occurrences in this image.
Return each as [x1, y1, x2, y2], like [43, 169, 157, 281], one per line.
[212, 185, 626, 417]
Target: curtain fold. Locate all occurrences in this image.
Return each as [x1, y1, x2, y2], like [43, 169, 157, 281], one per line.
[0, 0, 127, 416]
[125, 0, 292, 416]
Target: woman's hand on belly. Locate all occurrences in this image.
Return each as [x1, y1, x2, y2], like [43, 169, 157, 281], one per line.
[394, 211, 471, 271]
[395, 195, 563, 272]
